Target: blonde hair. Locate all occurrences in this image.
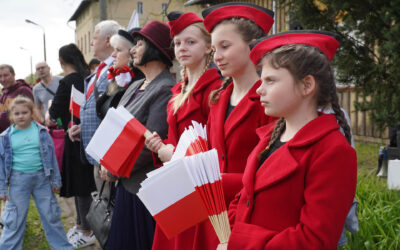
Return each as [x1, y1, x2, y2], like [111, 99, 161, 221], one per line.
[9, 95, 35, 123]
[171, 23, 213, 114]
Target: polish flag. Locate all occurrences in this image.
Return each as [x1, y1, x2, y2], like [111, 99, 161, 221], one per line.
[86, 106, 150, 178]
[138, 150, 230, 242]
[69, 85, 84, 119]
[138, 157, 209, 238]
[171, 121, 209, 161]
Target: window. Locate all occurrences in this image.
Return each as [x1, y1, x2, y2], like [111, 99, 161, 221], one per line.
[138, 2, 143, 14]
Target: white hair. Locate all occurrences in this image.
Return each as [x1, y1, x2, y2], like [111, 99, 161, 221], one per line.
[95, 20, 122, 39]
[110, 34, 134, 50]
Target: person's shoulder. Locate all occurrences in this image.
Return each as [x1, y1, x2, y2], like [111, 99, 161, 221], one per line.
[53, 75, 63, 81]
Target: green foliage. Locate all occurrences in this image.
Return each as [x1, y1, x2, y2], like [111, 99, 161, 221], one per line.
[283, 0, 400, 129]
[338, 142, 400, 249]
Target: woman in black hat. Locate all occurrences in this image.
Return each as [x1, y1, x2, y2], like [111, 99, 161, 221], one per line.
[105, 20, 175, 250]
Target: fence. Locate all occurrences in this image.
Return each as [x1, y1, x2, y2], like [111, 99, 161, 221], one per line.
[337, 86, 388, 144]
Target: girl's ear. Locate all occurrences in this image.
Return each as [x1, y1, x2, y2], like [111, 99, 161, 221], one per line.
[301, 75, 316, 96]
[205, 43, 212, 55]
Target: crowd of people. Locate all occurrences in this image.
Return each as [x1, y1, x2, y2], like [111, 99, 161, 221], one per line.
[0, 2, 357, 250]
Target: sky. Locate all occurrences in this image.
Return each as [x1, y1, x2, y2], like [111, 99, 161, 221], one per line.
[0, 0, 81, 80]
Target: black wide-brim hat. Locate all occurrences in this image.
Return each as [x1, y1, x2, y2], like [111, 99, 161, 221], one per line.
[132, 20, 174, 62]
[167, 11, 203, 38]
[118, 27, 141, 44]
[202, 2, 274, 33]
[249, 30, 341, 65]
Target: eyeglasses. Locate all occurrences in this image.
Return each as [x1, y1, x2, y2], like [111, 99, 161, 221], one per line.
[36, 66, 48, 71]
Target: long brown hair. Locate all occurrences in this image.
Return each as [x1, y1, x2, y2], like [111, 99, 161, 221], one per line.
[209, 18, 265, 104]
[171, 23, 213, 114]
[261, 45, 352, 156]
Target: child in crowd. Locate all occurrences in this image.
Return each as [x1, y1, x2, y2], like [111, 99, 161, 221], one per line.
[0, 95, 72, 249]
[184, 3, 276, 249]
[217, 31, 357, 249]
[145, 11, 221, 250]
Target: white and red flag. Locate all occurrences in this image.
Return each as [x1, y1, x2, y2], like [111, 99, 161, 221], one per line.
[138, 149, 231, 242]
[171, 121, 209, 161]
[69, 85, 84, 119]
[85, 106, 150, 178]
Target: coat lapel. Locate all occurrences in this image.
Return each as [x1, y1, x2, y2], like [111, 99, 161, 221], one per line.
[224, 80, 261, 138]
[254, 146, 299, 192]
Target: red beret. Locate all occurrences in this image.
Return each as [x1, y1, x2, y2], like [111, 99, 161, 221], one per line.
[168, 11, 203, 38]
[249, 30, 341, 65]
[202, 2, 274, 33]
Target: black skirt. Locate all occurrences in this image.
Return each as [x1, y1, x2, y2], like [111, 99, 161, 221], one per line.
[60, 135, 96, 197]
[107, 183, 155, 250]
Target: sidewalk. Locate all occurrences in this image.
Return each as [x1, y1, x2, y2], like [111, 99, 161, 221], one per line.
[58, 197, 102, 250]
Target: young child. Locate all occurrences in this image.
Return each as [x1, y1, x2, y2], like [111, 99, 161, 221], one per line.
[0, 96, 72, 250]
[217, 31, 357, 249]
[145, 11, 221, 250]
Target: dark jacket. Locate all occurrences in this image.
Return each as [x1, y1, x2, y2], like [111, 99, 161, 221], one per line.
[0, 80, 33, 132]
[118, 69, 175, 194]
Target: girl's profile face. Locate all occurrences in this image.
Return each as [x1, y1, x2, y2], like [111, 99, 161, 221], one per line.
[174, 25, 211, 69]
[111, 41, 131, 69]
[211, 23, 252, 78]
[11, 104, 33, 129]
[256, 61, 304, 118]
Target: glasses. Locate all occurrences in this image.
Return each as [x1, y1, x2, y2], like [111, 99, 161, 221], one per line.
[36, 66, 48, 71]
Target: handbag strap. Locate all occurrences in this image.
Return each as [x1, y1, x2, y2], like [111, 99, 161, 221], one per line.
[40, 82, 56, 96]
[99, 180, 115, 210]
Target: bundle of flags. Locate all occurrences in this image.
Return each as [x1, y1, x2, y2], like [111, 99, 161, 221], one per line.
[86, 106, 151, 178]
[69, 85, 84, 119]
[138, 149, 231, 243]
[170, 121, 208, 161]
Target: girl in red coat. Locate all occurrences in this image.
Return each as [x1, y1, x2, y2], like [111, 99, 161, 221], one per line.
[217, 31, 357, 250]
[185, 3, 276, 250]
[145, 11, 221, 250]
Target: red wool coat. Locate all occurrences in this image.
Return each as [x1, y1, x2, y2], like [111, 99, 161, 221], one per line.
[227, 114, 357, 250]
[152, 68, 221, 166]
[207, 80, 274, 205]
[173, 80, 275, 250]
[152, 68, 221, 250]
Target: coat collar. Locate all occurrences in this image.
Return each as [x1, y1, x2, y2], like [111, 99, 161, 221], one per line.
[171, 68, 221, 123]
[243, 114, 341, 195]
[224, 80, 261, 138]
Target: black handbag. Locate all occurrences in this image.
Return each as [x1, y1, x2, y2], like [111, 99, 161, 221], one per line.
[86, 181, 114, 249]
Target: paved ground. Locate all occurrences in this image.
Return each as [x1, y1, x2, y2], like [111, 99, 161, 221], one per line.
[58, 197, 102, 250]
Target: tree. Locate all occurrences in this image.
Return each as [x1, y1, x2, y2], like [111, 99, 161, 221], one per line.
[283, 0, 400, 130]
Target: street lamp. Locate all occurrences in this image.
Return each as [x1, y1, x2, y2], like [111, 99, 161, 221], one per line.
[25, 19, 46, 62]
[19, 47, 33, 79]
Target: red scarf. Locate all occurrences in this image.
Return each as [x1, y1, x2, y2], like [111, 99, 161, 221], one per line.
[107, 66, 134, 80]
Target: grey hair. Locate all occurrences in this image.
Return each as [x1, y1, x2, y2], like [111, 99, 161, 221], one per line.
[110, 34, 134, 50]
[95, 20, 122, 39]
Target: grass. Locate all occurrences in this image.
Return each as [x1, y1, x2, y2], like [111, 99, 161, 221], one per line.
[340, 142, 400, 249]
[19, 142, 400, 249]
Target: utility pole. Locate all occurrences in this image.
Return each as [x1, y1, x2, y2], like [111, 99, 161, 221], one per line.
[100, 0, 107, 21]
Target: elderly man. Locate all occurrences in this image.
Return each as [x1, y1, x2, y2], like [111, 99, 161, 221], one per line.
[0, 64, 33, 132]
[67, 20, 121, 248]
[33, 62, 62, 123]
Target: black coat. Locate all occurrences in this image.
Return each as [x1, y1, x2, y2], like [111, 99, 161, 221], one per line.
[49, 72, 96, 197]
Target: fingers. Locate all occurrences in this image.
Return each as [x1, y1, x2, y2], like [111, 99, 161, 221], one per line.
[145, 132, 162, 152]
